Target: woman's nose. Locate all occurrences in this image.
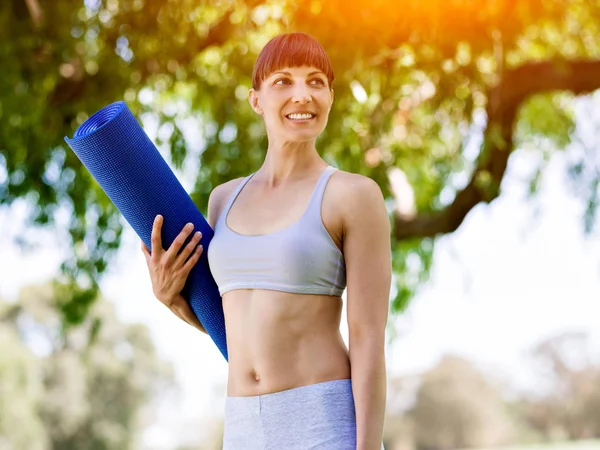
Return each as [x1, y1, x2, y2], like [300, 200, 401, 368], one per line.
[291, 84, 312, 104]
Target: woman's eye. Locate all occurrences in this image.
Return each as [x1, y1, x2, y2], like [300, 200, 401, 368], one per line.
[274, 78, 325, 86]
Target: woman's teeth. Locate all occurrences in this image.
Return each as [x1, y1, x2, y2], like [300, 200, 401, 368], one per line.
[287, 113, 315, 120]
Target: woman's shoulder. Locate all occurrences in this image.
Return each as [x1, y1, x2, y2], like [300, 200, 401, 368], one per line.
[326, 168, 386, 225]
[214, 175, 247, 196]
[328, 169, 388, 247]
[207, 176, 247, 229]
[329, 168, 383, 203]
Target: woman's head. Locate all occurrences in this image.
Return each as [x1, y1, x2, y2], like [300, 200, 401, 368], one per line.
[249, 33, 335, 144]
[252, 32, 335, 91]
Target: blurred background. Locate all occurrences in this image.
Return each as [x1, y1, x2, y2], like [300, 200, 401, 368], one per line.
[2, 0, 600, 449]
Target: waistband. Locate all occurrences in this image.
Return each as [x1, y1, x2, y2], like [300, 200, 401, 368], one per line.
[226, 378, 352, 401]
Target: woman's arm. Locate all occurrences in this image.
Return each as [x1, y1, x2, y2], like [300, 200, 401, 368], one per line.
[342, 175, 391, 450]
[141, 185, 228, 335]
[167, 293, 207, 334]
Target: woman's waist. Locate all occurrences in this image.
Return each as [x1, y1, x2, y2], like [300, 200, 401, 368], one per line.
[226, 336, 351, 396]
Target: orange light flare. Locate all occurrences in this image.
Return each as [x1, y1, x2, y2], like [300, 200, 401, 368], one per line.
[293, 0, 525, 51]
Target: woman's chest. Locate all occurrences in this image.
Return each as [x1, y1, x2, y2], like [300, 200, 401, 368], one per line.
[225, 186, 344, 251]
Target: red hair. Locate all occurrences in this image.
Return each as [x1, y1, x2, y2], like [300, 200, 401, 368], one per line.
[252, 33, 335, 90]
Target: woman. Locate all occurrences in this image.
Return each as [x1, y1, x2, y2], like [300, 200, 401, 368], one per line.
[142, 32, 391, 450]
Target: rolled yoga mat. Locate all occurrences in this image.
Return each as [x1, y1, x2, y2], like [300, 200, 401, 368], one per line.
[65, 101, 228, 361]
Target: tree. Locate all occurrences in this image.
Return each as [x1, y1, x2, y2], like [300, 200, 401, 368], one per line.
[0, 282, 174, 450]
[518, 332, 600, 441]
[0, 314, 48, 449]
[410, 355, 514, 450]
[2, 0, 600, 321]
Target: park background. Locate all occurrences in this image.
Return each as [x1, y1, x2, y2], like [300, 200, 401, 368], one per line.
[2, 0, 600, 449]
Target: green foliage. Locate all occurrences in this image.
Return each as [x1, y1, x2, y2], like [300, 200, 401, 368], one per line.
[0, 283, 173, 450]
[0, 326, 48, 450]
[516, 93, 577, 152]
[390, 236, 435, 314]
[1, 0, 599, 322]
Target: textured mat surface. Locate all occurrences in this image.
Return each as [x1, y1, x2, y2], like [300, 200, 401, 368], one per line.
[65, 101, 228, 360]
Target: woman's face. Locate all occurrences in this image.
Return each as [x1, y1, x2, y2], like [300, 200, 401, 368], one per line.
[248, 65, 334, 143]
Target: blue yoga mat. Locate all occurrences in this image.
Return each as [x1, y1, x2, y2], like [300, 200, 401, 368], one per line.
[65, 101, 228, 361]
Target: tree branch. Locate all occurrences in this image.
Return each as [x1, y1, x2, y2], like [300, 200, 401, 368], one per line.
[24, 0, 44, 28]
[393, 59, 600, 240]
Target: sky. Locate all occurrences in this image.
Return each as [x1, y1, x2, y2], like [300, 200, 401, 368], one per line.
[1, 99, 599, 449]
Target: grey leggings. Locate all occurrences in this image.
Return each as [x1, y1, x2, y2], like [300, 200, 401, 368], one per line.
[223, 378, 382, 450]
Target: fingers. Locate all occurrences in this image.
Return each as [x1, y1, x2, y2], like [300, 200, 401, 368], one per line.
[150, 215, 163, 262]
[181, 243, 203, 275]
[174, 230, 203, 267]
[143, 216, 203, 304]
[164, 222, 195, 266]
[148, 216, 201, 274]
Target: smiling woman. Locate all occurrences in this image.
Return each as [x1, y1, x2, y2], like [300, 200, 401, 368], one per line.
[247, 34, 335, 146]
[247, 63, 334, 144]
[144, 32, 391, 450]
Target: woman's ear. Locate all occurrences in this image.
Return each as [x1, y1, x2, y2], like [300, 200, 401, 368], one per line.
[248, 89, 263, 115]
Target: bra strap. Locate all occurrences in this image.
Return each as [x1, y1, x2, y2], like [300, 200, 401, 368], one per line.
[219, 172, 256, 224]
[305, 166, 337, 218]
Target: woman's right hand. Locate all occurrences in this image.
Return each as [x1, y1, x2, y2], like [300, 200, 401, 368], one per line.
[141, 215, 204, 307]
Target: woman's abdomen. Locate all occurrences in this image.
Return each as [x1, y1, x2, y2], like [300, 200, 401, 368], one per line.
[223, 289, 351, 397]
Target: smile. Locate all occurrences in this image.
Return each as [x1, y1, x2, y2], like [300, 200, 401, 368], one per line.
[286, 113, 316, 121]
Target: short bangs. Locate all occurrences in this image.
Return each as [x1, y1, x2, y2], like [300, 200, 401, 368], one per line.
[252, 32, 335, 90]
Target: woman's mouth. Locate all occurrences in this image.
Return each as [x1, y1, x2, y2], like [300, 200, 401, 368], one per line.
[285, 113, 316, 122]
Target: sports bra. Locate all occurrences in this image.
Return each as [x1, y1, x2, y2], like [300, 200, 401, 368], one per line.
[207, 165, 346, 297]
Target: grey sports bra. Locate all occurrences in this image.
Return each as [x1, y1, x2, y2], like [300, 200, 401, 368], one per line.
[207, 166, 346, 297]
